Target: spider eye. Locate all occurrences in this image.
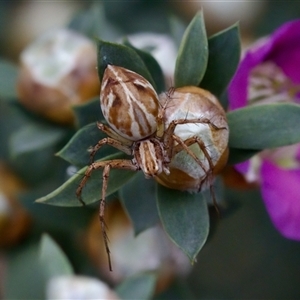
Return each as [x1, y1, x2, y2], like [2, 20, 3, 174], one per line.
[100, 65, 159, 141]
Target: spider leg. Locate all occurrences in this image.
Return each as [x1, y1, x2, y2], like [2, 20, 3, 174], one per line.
[163, 116, 225, 213]
[156, 88, 176, 138]
[89, 137, 132, 164]
[100, 164, 112, 271]
[172, 135, 220, 214]
[76, 159, 140, 271]
[171, 135, 209, 174]
[89, 122, 132, 163]
[97, 122, 132, 145]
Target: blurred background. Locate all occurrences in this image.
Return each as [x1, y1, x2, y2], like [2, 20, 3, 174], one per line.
[1, 1, 300, 299]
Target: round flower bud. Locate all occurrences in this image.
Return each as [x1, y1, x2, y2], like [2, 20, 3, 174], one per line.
[17, 28, 100, 125]
[155, 86, 229, 192]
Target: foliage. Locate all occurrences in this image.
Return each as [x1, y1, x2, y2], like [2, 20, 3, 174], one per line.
[1, 2, 300, 299]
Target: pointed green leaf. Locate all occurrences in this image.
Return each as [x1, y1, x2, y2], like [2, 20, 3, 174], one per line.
[39, 234, 74, 280]
[9, 123, 67, 159]
[123, 39, 165, 93]
[57, 122, 120, 168]
[157, 184, 209, 263]
[4, 243, 46, 299]
[115, 272, 157, 300]
[73, 97, 103, 128]
[119, 173, 159, 235]
[97, 40, 155, 88]
[200, 23, 241, 97]
[174, 10, 208, 87]
[36, 152, 137, 207]
[0, 59, 18, 99]
[228, 103, 300, 149]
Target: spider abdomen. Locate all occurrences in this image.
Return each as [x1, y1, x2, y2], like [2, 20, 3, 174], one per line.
[100, 65, 159, 141]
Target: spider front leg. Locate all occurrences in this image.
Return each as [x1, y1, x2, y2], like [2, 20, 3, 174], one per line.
[163, 117, 227, 160]
[89, 122, 132, 163]
[76, 159, 140, 271]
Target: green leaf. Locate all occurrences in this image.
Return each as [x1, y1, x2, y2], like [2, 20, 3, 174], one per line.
[200, 23, 241, 97]
[97, 40, 155, 88]
[57, 123, 120, 168]
[123, 39, 165, 93]
[0, 59, 19, 99]
[228, 148, 259, 165]
[39, 234, 74, 280]
[119, 173, 160, 235]
[174, 10, 208, 87]
[4, 243, 46, 299]
[68, 1, 120, 41]
[73, 97, 104, 128]
[9, 123, 67, 159]
[157, 185, 209, 263]
[115, 272, 157, 300]
[228, 103, 300, 149]
[36, 152, 137, 207]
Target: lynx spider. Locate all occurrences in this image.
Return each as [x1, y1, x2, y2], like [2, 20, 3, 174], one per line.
[76, 65, 227, 270]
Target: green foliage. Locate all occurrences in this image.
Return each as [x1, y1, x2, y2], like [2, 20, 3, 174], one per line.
[200, 23, 241, 98]
[228, 103, 300, 149]
[174, 10, 208, 87]
[39, 234, 74, 279]
[37, 152, 136, 206]
[0, 59, 19, 99]
[123, 39, 166, 93]
[97, 40, 156, 89]
[3, 4, 300, 299]
[37, 10, 244, 266]
[115, 272, 157, 300]
[157, 185, 209, 263]
[119, 172, 160, 235]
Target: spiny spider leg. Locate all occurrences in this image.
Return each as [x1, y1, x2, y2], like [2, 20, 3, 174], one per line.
[174, 135, 220, 213]
[100, 164, 112, 271]
[76, 159, 140, 271]
[97, 122, 132, 145]
[89, 123, 132, 163]
[171, 135, 208, 175]
[162, 116, 224, 213]
[89, 137, 131, 164]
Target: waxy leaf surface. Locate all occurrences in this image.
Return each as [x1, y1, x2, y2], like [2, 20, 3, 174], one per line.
[157, 184, 209, 263]
[228, 103, 300, 149]
[119, 173, 160, 235]
[174, 10, 208, 87]
[97, 40, 155, 88]
[200, 23, 241, 97]
[36, 153, 136, 207]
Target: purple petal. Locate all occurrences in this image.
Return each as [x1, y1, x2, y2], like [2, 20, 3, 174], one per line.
[260, 159, 300, 240]
[266, 20, 300, 83]
[228, 20, 300, 110]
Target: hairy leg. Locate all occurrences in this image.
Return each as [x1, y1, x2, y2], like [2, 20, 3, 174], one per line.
[76, 159, 139, 271]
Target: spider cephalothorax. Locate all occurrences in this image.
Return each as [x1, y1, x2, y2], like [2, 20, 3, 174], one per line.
[76, 65, 229, 270]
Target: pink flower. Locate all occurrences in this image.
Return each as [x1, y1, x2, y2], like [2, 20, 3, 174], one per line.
[228, 20, 300, 240]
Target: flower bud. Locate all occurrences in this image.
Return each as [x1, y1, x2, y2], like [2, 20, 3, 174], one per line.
[17, 29, 100, 125]
[156, 86, 229, 192]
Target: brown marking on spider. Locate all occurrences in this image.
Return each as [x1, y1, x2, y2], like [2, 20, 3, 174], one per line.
[77, 66, 229, 271]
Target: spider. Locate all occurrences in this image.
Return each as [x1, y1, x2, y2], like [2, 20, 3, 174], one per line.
[76, 65, 229, 271]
